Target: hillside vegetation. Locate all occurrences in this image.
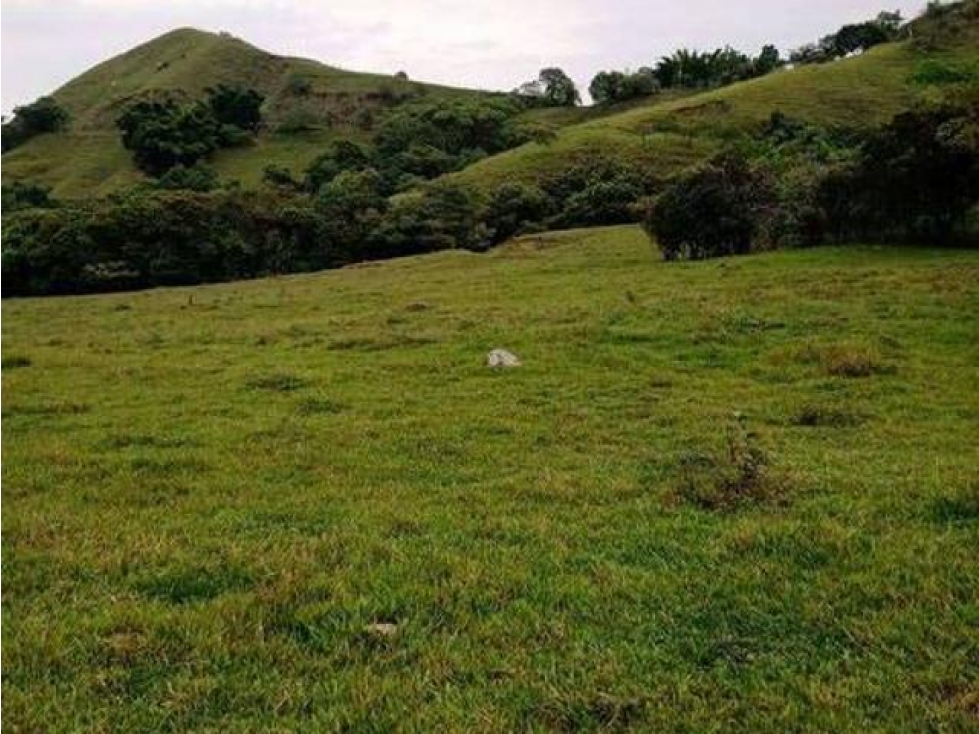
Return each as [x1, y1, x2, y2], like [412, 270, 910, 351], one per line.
[3, 226, 978, 730]
[454, 24, 979, 190]
[0, 28, 492, 196]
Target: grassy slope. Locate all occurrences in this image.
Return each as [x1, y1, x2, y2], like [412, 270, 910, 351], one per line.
[455, 34, 979, 189]
[0, 28, 486, 197]
[3, 228, 978, 731]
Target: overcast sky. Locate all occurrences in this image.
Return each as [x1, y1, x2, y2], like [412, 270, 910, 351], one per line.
[2, 0, 925, 113]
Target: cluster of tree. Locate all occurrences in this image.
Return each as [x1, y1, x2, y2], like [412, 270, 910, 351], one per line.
[1, 96, 70, 153]
[513, 68, 581, 107]
[642, 101, 979, 260]
[116, 85, 264, 175]
[2, 150, 659, 296]
[654, 45, 782, 90]
[271, 97, 552, 197]
[790, 11, 903, 65]
[589, 69, 660, 104]
[589, 45, 781, 104]
[2, 181, 56, 213]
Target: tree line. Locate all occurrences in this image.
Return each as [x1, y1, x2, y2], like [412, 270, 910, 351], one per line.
[4, 92, 977, 296]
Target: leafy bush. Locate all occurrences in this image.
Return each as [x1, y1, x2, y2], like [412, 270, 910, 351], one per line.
[643, 152, 774, 260]
[2, 181, 56, 212]
[818, 102, 979, 244]
[589, 69, 660, 104]
[206, 84, 264, 133]
[116, 99, 223, 176]
[1, 96, 70, 152]
[485, 182, 554, 243]
[370, 180, 487, 257]
[675, 413, 787, 511]
[116, 86, 263, 176]
[153, 164, 220, 192]
[304, 140, 373, 192]
[1, 189, 338, 296]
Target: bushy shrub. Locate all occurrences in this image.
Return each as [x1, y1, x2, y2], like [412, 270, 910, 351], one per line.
[369, 180, 487, 257]
[1, 189, 338, 296]
[153, 164, 220, 192]
[304, 140, 373, 192]
[590, 69, 660, 104]
[2, 181, 56, 212]
[1, 96, 70, 152]
[819, 102, 979, 244]
[642, 152, 774, 260]
[484, 182, 554, 243]
[315, 169, 388, 262]
[116, 86, 263, 176]
[675, 413, 788, 511]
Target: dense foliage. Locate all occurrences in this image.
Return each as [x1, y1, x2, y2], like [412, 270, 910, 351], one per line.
[116, 86, 264, 175]
[643, 101, 979, 259]
[589, 69, 660, 104]
[514, 68, 581, 107]
[643, 153, 773, 260]
[1, 96, 70, 153]
[790, 11, 903, 64]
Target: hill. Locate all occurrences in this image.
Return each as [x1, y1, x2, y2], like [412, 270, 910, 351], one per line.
[453, 10, 979, 190]
[0, 28, 493, 197]
[4, 226, 978, 730]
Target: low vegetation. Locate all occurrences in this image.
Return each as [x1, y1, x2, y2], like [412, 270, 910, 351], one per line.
[3, 227, 977, 730]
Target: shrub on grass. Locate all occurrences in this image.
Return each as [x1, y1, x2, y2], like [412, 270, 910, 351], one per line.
[642, 151, 774, 260]
[2, 355, 32, 369]
[821, 344, 885, 377]
[245, 373, 309, 392]
[675, 413, 788, 510]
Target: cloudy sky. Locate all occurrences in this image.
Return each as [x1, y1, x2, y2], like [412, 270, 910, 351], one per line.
[2, 0, 924, 112]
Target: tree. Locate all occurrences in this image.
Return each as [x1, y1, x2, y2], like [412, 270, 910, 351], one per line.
[589, 71, 625, 104]
[314, 169, 387, 262]
[485, 182, 553, 242]
[755, 45, 781, 75]
[304, 140, 373, 192]
[2, 96, 70, 152]
[523, 68, 580, 107]
[1, 181, 56, 212]
[590, 69, 659, 104]
[819, 102, 979, 243]
[205, 84, 264, 133]
[116, 99, 223, 176]
[643, 152, 774, 260]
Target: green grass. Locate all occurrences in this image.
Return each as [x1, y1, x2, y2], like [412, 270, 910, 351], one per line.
[454, 37, 979, 190]
[3, 226, 978, 731]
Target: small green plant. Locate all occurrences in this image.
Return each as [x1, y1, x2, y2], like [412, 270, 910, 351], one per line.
[297, 397, 346, 415]
[676, 413, 787, 510]
[245, 373, 309, 392]
[821, 344, 885, 377]
[792, 403, 864, 427]
[2, 355, 32, 369]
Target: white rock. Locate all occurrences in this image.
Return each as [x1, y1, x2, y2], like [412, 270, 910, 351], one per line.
[487, 349, 521, 368]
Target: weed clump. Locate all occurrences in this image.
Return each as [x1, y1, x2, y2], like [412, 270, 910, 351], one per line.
[821, 344, 886, 378]
[792, 403, 864, 427]
[245, 373, 309, 392]
[2, 355, 32, 369]
[676, 413, 788, 510]
[297, 397, 346, 415]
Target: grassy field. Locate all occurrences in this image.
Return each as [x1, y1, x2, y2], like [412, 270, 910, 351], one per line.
[3, 226, 978, 731]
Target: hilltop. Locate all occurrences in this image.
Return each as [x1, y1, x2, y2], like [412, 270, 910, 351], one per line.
[0, 28, 496, 196]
